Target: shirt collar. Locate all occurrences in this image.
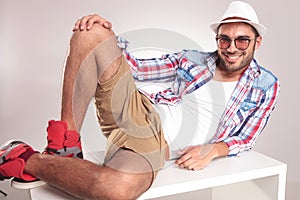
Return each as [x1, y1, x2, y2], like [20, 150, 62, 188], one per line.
[206, 51, 218, 74]
[249, 59, 261, 78]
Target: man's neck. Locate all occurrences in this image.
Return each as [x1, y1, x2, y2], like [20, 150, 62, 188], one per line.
[214, 66, 248, 82]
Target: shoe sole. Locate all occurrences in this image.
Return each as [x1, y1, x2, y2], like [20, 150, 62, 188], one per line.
[0, 140, 25, 163]
[0, 140, 24, 150]
[11, 178, 46, 189]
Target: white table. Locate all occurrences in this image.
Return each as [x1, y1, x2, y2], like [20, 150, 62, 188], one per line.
[30, 151, 287, 200]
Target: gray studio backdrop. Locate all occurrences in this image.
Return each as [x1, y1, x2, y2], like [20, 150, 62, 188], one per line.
[1, 0, 299, 199]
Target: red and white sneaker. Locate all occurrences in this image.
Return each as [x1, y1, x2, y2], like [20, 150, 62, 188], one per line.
[0, 141, 44, 189]
[44, 120, 83, 158]
[11, 120, 83, 189]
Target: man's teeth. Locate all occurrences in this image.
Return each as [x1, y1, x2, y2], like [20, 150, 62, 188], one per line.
[228, 55, 239, 59]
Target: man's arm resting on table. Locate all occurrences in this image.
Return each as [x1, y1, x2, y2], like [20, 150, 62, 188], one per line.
[175, 142, 229, 171]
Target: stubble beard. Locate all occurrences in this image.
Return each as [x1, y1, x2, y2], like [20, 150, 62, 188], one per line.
[217, 48, 255, 73]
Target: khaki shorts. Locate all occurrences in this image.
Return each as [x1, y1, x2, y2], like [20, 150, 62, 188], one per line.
[94, 56, 167, 177]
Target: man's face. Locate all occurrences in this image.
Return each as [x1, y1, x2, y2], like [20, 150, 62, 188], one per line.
[216, 22, 262, 74]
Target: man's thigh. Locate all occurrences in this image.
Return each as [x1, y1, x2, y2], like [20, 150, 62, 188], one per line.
[103, 148, 154, 196]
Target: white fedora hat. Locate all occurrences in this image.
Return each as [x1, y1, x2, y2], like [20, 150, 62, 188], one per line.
[210, 1, 267, 36]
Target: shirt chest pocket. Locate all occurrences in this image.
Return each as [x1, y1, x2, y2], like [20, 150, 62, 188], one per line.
[232, 100, 258, 126]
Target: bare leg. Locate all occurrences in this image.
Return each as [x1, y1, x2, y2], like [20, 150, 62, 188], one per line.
[25, 149, 152, 200]
[61, 24, 122, 131]
[23, 25, 153, 199]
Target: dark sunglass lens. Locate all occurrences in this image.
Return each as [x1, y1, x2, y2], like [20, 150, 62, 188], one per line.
[235, 38, 250, 50]
[217, 38, 230, 49]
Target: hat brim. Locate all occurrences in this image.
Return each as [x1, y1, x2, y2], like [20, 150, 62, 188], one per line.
[209, 19, 267, 36]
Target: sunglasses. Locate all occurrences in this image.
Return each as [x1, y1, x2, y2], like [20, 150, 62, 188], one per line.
[216, 36, 256, 50]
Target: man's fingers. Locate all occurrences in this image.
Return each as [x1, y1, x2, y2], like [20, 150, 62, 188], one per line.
[86, 14, 112, 30]
[176, 152, 191, 166]
[79, 15, 92, 30]
[73, 14, 112, 31]
[180, 158, 194, 169]
[95, 16, 112, 29]
[72, 15, 92, 31]
[73, 19, 81, 31]
[103, 21, 112, 29]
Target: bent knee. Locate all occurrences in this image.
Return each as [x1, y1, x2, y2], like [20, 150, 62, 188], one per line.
[70, 24, 116, 52]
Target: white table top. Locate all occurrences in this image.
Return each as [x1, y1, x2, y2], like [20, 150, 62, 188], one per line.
[30, 150, 287, 200]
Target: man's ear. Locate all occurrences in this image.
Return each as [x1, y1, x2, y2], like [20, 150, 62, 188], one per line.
[255, 36, 262, 50]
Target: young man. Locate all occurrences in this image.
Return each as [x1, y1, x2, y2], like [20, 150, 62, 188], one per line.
[0, 1, 279, 199]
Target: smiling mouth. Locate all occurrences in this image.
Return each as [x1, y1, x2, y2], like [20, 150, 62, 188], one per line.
[224, 54, 242, 63]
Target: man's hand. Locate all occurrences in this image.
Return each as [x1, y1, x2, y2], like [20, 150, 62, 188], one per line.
[73, 14, 112, 31]
[175, 142, 229, 170]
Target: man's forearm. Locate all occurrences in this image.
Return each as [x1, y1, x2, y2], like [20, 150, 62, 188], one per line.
[211, 142, 229, 159]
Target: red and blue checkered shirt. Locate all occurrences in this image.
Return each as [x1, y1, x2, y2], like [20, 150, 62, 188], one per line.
[117, 36, 280, 156]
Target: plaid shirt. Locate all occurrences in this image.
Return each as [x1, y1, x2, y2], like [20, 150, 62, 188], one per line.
[117, 37, 280, 156]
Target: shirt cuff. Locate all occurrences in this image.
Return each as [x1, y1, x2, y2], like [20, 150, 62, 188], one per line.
[222, 138, 242, 157]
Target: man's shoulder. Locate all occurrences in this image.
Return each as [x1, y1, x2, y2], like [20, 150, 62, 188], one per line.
[254, 65, 279, 90]
[181, 50, 216, 66]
